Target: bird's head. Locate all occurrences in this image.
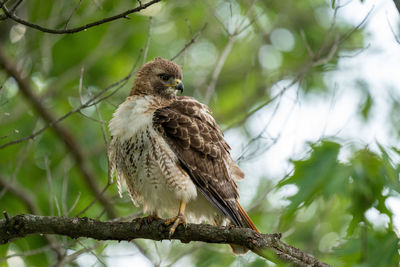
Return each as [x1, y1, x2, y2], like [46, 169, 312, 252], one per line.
[130, 57, 184, 98]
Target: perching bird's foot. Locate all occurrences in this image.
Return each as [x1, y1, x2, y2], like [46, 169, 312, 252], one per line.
[146, 213, 161, 222]
[164, 214, 187, 237]
[134, 213, 160, 230]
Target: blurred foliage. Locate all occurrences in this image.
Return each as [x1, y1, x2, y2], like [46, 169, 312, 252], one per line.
[278, 141, 399, 266]
[0, 0, 399, 266]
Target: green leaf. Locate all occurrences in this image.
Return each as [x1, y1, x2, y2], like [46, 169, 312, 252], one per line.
[360, 93, 372, 121]
[356, 79, 373, 121]
[377, 143, 400, 193]
[336, 228, 399, 267]
[347, 148, 395, 235]
[278, 140, 346, 219]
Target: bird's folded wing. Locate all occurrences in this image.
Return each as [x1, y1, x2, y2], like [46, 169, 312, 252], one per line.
[152, 96, 249, 227]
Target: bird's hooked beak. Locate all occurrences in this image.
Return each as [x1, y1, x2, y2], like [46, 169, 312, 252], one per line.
[174, 79, 184, 94]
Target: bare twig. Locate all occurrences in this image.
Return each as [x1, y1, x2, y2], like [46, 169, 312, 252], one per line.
[225, 71, 304, 130]
[170, 23, 208, 61]
[74, 183, 112, 217]
[49, 244, 97, 267]
[142, 16, 153, 65]
[77, 240, 107, 266]
[0, 245, 51, 261]
[61, 171, 69, 216]
[300, 30, 315, 57]
[0, 0, 161, 34]
[63, 0, 83, 30]
[67, 192, 81, 216]
[44, 157, 56, 216]
[9, 0, 23, 13]
[78, 66, 85, 104]
[94, 102, 109, 148]
[0, 214, 332, 267]
[204, 0, 258, 104]
[204, 35, 235, 103]
[386, 12, 400, 44]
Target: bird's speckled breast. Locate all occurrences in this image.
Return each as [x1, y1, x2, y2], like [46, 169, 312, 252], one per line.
[108, 95, 199, 216]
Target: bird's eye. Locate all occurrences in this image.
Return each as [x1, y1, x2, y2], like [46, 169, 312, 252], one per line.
[158, 74, 170, 81]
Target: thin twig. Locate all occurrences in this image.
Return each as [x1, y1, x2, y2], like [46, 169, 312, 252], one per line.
[61, 170, 69, 216]
[44, 157, 55, 216]
[77, 240, 107, 266]
[0, 0, 161, 34]
[170, 23, 208, 61]
[74, 183, 112, 217]
[204, 0, 259, 104]
[63, 0, 83, 30]
[386, 12, 400, 44]
[142, 16, 153, 65]
[67, 192, 81, 215]
[204, 35, 235, 104]
[0, 245, 51, 261]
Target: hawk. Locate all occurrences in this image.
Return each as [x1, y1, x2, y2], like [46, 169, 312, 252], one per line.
[108, 57, 258, 252]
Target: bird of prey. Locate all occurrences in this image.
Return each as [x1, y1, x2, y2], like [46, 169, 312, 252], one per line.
[108, 57, 258, 252]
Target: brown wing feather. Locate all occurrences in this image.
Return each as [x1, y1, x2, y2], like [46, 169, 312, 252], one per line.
[153, 96, 255, 230]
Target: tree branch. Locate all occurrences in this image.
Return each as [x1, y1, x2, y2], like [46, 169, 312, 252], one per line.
[0, 0, 161, 34]
[0, 214, 331, 267]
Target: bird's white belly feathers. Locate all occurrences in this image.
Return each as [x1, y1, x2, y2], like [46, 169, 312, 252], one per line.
[108, 96, 221, 223]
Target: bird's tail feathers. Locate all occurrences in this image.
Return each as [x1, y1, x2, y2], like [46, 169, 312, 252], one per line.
[235, 199, 258, 232]
[229, 200, 258, 254]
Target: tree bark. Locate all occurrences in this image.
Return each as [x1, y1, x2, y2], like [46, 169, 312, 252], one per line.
[0, 214, 331, 267]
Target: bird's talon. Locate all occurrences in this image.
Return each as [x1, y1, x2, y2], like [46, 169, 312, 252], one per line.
[135, 214, 160, 230]
[165, 214, 186, 236]
[146, 213, 160, 223]
[164, 217, 175, 226]
[134, 217, 144, 230]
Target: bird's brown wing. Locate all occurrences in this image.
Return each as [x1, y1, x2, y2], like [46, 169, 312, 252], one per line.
[153, 96, 256, 230]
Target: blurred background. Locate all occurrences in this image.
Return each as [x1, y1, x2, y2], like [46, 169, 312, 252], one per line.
[0, 0, 399, 266]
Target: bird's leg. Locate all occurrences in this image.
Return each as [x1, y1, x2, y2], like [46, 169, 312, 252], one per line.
[164, 201, 187, 237]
